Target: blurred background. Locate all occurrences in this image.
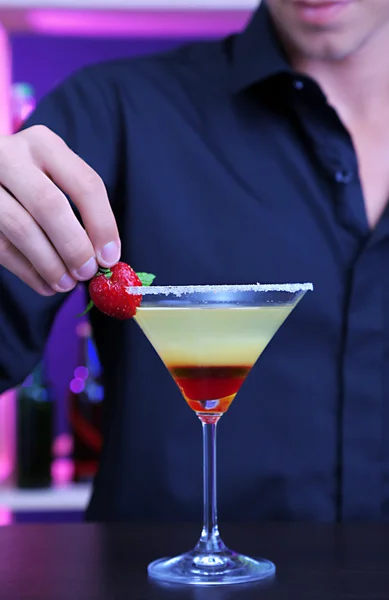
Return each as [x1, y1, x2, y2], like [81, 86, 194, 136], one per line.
[0, 0, 254, 526]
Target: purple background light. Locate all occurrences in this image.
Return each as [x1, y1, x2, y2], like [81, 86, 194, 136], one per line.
[26, 9, 249, 38]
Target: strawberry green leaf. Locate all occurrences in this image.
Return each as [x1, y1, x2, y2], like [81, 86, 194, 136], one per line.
[137, 272, 155, 286]
[98, 267, 113, 279]
[77, 299, 94, 318]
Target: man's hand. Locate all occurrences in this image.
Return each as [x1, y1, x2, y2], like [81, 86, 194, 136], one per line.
[0, 125, 121, 296]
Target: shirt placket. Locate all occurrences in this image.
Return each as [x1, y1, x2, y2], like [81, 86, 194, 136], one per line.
[291, 80, 385, 520]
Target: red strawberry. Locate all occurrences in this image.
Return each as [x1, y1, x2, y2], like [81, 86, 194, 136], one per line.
[80, 263, 155, 320]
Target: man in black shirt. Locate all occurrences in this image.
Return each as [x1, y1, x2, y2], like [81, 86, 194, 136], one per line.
[1, 0, 389, 522]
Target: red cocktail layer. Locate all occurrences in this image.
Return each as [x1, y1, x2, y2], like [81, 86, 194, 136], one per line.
[169, 365, 251, 414]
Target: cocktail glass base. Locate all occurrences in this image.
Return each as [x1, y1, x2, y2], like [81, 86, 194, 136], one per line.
[147, 548, 276, 586]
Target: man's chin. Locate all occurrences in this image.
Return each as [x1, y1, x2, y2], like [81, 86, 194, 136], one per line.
[288, 37, 364, 63]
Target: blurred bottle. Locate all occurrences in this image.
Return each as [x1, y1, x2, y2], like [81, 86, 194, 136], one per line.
[11, 82, 36, 132]
[16, 361, 54, 489]
[69, 321, 104, 483]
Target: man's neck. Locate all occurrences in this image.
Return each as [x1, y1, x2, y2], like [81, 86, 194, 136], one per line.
[288, 27, 389, 124]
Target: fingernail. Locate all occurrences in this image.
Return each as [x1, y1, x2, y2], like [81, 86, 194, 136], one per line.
[41, 283, 56, 296]
[56, 273, 77, 292]
[75, 257, 98, 280]
[98, 241, 120, 266]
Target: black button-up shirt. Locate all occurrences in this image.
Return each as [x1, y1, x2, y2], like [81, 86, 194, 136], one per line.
[1, 3, 389, 522]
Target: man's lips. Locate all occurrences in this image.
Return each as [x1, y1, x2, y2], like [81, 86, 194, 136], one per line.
[292, 1, 351, 25]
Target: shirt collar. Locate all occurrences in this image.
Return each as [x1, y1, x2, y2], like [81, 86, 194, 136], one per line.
[230, 1, 292, 93]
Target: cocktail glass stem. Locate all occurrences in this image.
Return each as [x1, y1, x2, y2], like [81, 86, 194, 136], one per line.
[194, 418, 227, 558]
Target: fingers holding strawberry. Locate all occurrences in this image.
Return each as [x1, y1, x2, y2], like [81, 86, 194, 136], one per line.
[81, 262, 155, 320]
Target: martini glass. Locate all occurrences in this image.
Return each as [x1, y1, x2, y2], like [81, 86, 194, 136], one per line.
[130, 282, 312, 586]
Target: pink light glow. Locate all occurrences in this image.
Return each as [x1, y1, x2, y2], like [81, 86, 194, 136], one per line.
[0, 507, 13, 527]
[0, 458, 12, 481]
[76, 320, 92, 338]
[0, 389, 16, 484]
[74, 366, 89, 380]
[0, 23, 11, 135]
[26, 9, 250, 38]
[70, 377, 85, 394]
[20, 100, 36, 122]
[53, 433, 74, 457]
[52, 458, 74, 487]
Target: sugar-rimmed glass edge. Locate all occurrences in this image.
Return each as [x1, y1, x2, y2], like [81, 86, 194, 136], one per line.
[126, 282, 313, 296]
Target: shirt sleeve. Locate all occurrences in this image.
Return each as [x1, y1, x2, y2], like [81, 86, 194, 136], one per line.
[0, 65, 122, 393]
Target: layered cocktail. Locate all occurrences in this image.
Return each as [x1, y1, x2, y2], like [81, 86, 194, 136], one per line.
[130, 283, 312, 585]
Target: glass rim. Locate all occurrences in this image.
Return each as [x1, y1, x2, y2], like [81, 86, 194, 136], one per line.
[126, 282, 313, 296]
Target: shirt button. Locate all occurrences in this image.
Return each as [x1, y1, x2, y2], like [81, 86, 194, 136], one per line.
[334, 170, 353, 184]
[293, 79, 304, 90]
